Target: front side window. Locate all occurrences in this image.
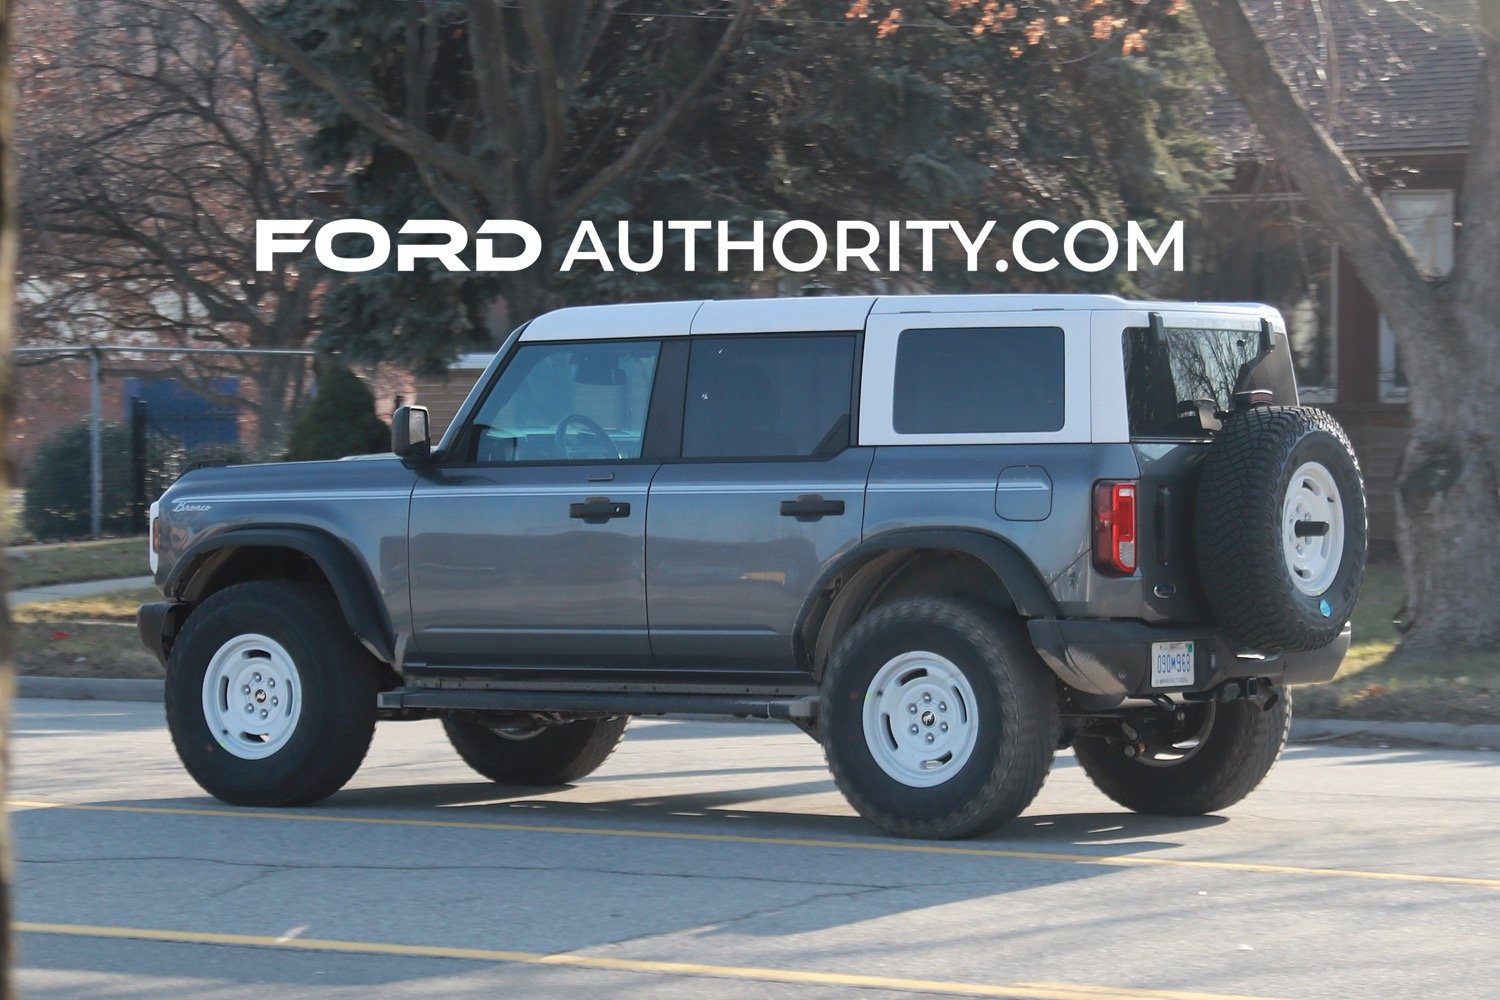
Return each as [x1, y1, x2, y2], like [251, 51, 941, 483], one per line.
[892, 327, 1065, 434]
[465, 340, 661, 462]
[683, 335, 855, 459]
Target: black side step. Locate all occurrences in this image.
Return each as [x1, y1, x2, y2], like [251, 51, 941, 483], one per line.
[378, 686, 820, 721]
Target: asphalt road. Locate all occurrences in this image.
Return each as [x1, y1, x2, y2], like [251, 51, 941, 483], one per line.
[10, 699, 1500, 1000]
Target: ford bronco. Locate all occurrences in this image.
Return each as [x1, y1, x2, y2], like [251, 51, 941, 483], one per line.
[140, 294, 1366, 839]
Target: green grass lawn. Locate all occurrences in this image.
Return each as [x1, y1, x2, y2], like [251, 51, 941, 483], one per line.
[6, 536, 150, 590]
[12, 586, 163, 679]
[1295, 561, 1500, 724]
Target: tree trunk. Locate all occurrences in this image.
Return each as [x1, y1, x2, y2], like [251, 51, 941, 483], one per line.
[1393, 297, 1500, 658]
[1190, 0, 1500, 658]
[0, 0, 20, 992]
[1403, 0, 1500, 657]
[252, 354, 298, 458]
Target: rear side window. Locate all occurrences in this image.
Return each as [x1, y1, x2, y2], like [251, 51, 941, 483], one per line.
[1123, 326, 1296, 438]
[683, 334, 856, 459]
[892, 327, 1064, 434]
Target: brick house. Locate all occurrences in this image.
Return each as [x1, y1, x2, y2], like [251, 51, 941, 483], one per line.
[410, 354, 494, 441]
[1165, 0, 1481, 554]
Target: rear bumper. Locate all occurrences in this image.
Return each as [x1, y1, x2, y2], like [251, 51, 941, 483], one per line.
[1027, 618, 1351, 703]
[137, 601, 189, 668]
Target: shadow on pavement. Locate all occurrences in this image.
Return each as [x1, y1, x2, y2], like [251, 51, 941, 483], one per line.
[16, 759, 1236, 991]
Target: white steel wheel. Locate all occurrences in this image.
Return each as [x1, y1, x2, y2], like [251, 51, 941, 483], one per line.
[823, 596, 1058, 839]
[201, 633, 303, 760]
[167, 581, 379, 807]
[862, 651, 981, 788]
[1282, 460, 1345, 597]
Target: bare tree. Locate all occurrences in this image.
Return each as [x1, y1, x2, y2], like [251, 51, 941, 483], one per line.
[17, 0, 325, 453]
[211, 0, 763, 324]
[1185, 0, 1499, 658]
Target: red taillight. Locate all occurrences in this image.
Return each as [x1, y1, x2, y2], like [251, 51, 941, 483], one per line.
[1093, 481, 1137, 576]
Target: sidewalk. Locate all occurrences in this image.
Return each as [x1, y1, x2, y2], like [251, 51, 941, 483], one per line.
[8, 575, 155, 607]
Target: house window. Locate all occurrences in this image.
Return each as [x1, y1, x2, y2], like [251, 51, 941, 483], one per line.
[1157, 196, 1337, 401]
[1379, 190, 1455, 403]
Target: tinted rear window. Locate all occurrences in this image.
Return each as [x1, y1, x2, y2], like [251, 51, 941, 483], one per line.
[1123, 326, 1295, 438]
[892, 327, 1065, 434]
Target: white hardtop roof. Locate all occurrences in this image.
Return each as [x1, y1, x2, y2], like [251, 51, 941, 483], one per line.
[518, 294, 1278, 342]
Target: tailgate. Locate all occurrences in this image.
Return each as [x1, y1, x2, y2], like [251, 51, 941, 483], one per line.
[1133, 441, 1212, 624]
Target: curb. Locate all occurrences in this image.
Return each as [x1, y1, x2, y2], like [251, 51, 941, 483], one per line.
[18, 676, 163, 703]
[12, 678, 1500, 751]
[1290, 717, 1500, 751]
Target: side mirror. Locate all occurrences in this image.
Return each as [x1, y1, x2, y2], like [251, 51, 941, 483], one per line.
[392, 405, 431, 461]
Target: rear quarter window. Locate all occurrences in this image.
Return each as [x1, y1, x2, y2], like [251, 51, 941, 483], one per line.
[892, 327, 1065, 434]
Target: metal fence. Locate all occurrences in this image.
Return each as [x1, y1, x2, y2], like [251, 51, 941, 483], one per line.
[10, 346, 320, 541]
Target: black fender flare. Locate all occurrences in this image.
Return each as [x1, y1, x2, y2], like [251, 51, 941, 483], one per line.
[166, 526, 395, 663]
[795, 528, 1059, 670]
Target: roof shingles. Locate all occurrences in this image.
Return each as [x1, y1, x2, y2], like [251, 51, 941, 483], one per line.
[1204, 0, 1482, 158]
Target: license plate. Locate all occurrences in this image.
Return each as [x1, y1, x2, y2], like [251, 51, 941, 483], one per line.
[1152, 640, 1195, 688]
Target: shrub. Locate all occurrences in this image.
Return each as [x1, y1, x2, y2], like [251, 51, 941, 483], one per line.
[20, 422, 232, 541]
[24, 422, 136, 540]
[284, 366, 389, 461]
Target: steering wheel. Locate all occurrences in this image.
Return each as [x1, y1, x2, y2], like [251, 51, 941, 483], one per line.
[554, 413, 620, 460]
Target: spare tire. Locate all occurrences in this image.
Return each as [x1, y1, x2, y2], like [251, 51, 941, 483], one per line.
[1194, 405, 1366, 652]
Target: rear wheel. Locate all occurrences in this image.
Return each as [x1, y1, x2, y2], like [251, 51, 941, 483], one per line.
[821, 597, 1058, 839]
[1073, 688, 1291, 815]
[443, 716, 629, 785]
[165, 581, 379, 807]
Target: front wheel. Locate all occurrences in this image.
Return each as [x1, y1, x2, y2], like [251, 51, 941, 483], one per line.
[821, 597, 1058, 839]
[1073, 688, 1291, 815]
[164, 581, 380, 807]
[443, 716, 629, 785]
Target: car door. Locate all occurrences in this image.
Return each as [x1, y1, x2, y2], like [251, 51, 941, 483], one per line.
[646, 332, 872, 674]
[407, 337, 668, 669]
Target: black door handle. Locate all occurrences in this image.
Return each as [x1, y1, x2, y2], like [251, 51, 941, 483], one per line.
[779, 495, 845, 521]
[570, 496, 631, 523]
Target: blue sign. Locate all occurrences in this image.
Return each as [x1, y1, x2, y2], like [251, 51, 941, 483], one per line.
[124, 378, 241, 448]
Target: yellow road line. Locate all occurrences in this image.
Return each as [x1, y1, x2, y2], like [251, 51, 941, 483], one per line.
[15, 920, 1280, 1000]
[11, 798, 1499, 891]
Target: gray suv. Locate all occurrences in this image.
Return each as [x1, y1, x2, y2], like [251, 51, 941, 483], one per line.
[140, 294, 1366, 839]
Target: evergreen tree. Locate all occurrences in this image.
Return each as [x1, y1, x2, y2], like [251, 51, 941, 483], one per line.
[284, 367, 390, 461]
[214, 0, 1223, 369]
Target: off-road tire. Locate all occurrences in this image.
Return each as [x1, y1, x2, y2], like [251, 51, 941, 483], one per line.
[821, 597, 1058, 840]
[165, 581, 379, 807]
[1195, 406, 1366, 652]
[1074, 688, 1292, 815]
[443, 716, 629, 785]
